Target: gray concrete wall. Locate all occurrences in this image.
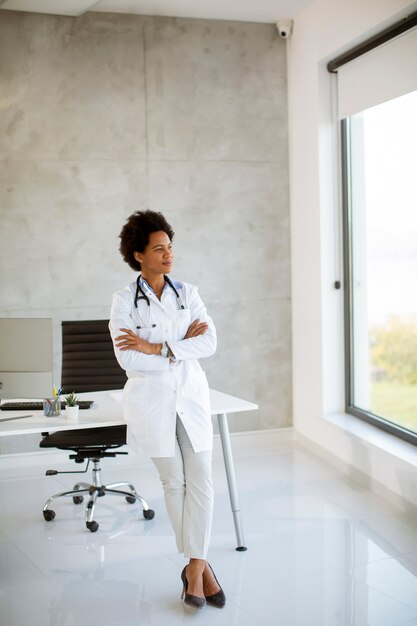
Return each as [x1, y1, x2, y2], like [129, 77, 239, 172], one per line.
[0, 10, 291, 441]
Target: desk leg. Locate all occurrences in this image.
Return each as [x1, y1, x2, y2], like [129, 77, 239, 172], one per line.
[216, 412, 247, 551]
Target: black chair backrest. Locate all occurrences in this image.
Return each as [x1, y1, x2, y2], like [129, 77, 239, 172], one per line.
[61, 320, 127, 393]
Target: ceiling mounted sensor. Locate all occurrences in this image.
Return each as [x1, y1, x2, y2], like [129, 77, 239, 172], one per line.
[0, 0, 101, 16]
[276, 19, 293, 38]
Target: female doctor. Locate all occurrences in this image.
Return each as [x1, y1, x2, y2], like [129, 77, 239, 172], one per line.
[109, 210, 225, 610]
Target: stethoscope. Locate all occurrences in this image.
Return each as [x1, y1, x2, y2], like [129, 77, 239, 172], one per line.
[134, 274, 185, 329]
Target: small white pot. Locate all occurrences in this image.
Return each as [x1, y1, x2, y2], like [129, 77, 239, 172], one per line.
[66, 405, 79, 420]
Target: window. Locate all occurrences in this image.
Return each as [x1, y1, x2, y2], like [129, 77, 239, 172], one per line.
[343, 90, 417, 443]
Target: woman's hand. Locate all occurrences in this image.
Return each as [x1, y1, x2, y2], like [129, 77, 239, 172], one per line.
[115, 328, 159, 355]
[184, 319, 208, 339]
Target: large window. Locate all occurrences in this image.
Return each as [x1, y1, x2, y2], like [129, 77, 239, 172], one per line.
[343, 90, 417, 443]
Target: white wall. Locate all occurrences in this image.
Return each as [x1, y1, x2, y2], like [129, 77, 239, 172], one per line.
[288, 0, 417, 508]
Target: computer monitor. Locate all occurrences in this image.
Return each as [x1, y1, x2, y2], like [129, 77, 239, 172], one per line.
[0, 318, 53, 399]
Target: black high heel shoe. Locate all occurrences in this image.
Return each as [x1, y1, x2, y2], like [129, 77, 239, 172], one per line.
[204, 563, 226, 608]
[180, 566, 206, 610]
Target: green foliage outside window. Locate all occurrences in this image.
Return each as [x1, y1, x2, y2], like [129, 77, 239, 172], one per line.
[371, 317, 417, 385]
[370, 317, 417, 431]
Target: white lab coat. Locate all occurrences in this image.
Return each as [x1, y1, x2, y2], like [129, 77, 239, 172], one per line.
[109, 277, 217, 457]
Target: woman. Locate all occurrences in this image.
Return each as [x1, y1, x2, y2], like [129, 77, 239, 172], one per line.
[109, 210, 225, 610]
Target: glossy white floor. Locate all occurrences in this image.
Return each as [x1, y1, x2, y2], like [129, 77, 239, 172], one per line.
[1, 434, 417, 626]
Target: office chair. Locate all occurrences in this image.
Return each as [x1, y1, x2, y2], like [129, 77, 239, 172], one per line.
[40, 320, 154, 533]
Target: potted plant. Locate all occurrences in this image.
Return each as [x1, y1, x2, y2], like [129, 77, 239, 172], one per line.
[65, 391, 79, 419]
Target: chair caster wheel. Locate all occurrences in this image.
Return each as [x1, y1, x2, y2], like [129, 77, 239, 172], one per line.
[86, 521, 99, 533]
[126, 496, 136, 504]
[43, 510, 56, 522]
[143, 509, 155, 520]
[73, 496, 84, 504]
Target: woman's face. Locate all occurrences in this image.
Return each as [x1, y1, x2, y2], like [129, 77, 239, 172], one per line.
[134, 231, 173, 275]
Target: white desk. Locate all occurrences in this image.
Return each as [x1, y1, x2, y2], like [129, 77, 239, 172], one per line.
[0, 389, 258, 550]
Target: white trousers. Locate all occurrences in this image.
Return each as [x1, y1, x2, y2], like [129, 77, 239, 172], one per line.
[151, 417, 213, 559]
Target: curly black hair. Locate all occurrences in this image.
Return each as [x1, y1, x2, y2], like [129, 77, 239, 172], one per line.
[119, 210, 175, 271]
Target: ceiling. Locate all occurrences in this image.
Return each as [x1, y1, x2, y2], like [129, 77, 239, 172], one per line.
[0, 0, 314, 22]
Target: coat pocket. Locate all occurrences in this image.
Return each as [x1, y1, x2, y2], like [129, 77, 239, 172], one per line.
[123, 376, 149, 421]
[174, 308, 191, 338]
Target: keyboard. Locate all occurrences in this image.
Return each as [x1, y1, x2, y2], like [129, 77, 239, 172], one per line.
[0, 400, 94, 411]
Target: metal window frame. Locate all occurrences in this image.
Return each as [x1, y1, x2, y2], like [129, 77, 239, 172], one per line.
[341, 118, 417, 447]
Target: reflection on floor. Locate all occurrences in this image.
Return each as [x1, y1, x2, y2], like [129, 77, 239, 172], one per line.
[1, 436, 417, 626]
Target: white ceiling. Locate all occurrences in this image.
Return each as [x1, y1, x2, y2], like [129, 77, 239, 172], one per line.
[0, 0, 314, 22]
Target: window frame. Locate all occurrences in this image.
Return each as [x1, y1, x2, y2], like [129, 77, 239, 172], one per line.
[341, 117, 417, 447]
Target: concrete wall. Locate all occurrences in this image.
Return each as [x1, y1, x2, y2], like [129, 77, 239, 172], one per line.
[288, 0, 417, 507]
[0, 10, 291, 439]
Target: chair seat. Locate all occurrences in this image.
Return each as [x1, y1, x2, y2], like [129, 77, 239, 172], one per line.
[40, 425, 127, 449]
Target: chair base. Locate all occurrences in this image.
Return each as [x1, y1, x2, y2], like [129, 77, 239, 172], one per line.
[42, 459, 155, 532]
